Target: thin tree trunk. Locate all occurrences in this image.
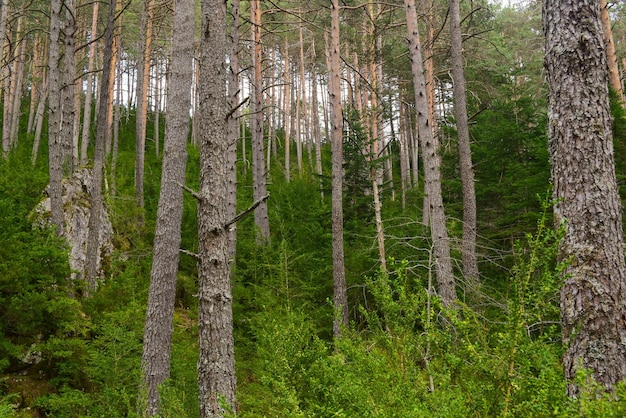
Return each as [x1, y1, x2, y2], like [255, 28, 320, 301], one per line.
[9, 18, 25, 149]
[47, 0, 64, 234]
[544, 0, 626, 395]
[135, 0, 155, 219]
[227, 0, 240, 265]
[330, 0, 348, 337]
[250, 0, 270, 242]
[283, 38, 291, 182]
[61, 0, 77, 172]
[405, 0, 456, 306]
[141, 0, 194, 413]
[197, 0, 237, 415]
[450, 0, 478, 284]
[601, 0, 623, 102]
[154, 59, 161, 157]
[85, 0, 116, 291]
[27, 36, 44, 135]
[32, 78, 47, 165]
[80, 0, 99, 165]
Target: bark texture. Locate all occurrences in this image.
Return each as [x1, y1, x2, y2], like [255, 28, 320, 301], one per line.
[85, 0, 116, 292]
[141, 0, 194, 414]
[47, 0, 64, 234]
[197, 0, 237, 415]
[329, 0, 349, 337]
[449, 0, 478, 284]
[600, 0, 623, 101]
[250, 0, 270, 242]
[404, 0, 456, 306]
[544, 0, 626, 395]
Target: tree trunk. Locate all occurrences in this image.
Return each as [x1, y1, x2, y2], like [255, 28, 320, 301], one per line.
[227, 0, 241, 265]
[135, 0, 155, 219]
[85, 0, 116, 292]
[9, 18, 25, 149]
[61, 0, 77, 172]
[141, 0, 194, 414]
[32, 78, 47, 166]
[449, 0, 478, 284]
[600, 0, 623, 101]
[250, 0, 270, 242]
[197, 0, 237, 415]
[544, 0, 626, 396]
[404, 0, 456, 306]
[80, 0, 99, 165]
[329, 0, 348, 337]
[47, 0, 64, 234]
[283, 38, 291, 182]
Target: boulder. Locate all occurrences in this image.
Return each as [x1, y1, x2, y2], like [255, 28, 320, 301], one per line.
[32, 168, 113, 286]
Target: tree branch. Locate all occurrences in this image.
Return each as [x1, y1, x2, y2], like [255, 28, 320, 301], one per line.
[177, 181, 202, 201]
[224, 194, 270, 229]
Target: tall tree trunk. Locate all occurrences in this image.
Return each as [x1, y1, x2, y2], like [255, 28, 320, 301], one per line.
[135, 0, 155, 220]
[154, 59, 161, 157]
[544, 0, 626, 396]
[197, 0, 237, 415]
[9, 18, 25, 149]
[32, 78, 47, 166]
[330, 0, 348, 337]
[600, 0, 623, 101]
[80, 0, 99, 165]
[61, 0, 77, 172]
[404, 0, 456, 306]
[250, 0, 270, 242]
[449, 0, 478, 284]
[283, 38, 291, 182]
[47, 0, 64, 234]
[227, 0, 241, 264]
[141, 0, 194, 413]
[85, 0, 116, 291]
[28, 36, 44, 136]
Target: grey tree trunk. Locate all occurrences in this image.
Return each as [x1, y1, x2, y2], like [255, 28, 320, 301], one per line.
[227, 0, 241, 263]
[329, 0, 348, 337]
[61, 0, 77, 172]
[250, 0, 270, 242]
[197, 0, 237, 415]
[404, 0, 456, 306]
[80, 1, 99, 166]
[85, 0, 116, 292]
[135, 0, 154, 219]
[544, 0, 626, 396]
[449, 0, 478, 284]
[141, 0, 195, 414]
[47, 0, 64, 235]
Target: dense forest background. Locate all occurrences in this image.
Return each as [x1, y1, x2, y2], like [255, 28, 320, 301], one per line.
[2, 0, 626, 416]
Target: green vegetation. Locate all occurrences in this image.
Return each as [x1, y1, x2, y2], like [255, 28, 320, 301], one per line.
[3, 4, 626, 416]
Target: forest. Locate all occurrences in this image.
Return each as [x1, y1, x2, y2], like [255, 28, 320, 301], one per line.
[2, 0, 626, 416]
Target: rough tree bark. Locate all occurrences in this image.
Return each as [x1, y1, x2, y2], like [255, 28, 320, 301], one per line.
[544, 0, 626, 396]
[449, 0, 478, 284]
[135, 0, 155, 219]
[250, 0, 270, 242]
[329, 0, 349, 337]
[47, 0, 64, 234]
[85, 0, 116, 292]
[600, 0, 623, 101]
[80, 0, 99, 165]
[141, 0, 195, 414]
[197, 0, 237, 415]
[404, 0, 456, 306]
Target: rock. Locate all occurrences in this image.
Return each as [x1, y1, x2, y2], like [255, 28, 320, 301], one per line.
[32, 168, 113, 286]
